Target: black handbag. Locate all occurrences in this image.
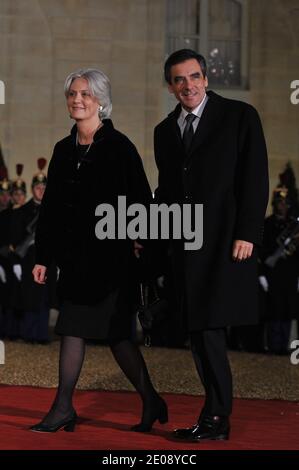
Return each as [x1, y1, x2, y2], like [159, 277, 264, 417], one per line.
[137, 281, 168, 347]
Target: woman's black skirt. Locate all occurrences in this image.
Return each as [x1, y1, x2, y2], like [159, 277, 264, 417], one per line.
[55, 288, 136, 341]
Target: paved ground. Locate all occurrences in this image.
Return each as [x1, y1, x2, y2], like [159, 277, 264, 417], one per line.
[1, 339, 299, 401]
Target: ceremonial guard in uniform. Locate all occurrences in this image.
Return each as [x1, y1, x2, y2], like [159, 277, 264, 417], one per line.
[11, 164, 27, 209]
[260, 180, 299, 354]
[1, 165, 27, 338]
[9, 159, 54, 343]
[0, 173, 13, 337]
[0, 167, 12, 212]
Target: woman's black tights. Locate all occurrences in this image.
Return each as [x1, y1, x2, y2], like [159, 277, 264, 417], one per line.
[40, 335, 85, 425]
[109, 338, 163, 428]
[39, 336, 161, 426]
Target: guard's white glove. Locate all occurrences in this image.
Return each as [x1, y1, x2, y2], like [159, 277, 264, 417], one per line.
[0, 265, 6, 283]
[259, 275, 269, 292]
[13, 264, 22, 281]
[157, 276, 165, 288]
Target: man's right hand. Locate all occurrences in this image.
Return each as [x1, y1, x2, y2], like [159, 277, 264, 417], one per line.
[32, 264, 47, 284]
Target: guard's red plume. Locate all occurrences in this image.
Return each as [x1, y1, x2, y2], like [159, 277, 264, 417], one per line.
[16, 163, 23, 176]
[37, 158, 47, 171]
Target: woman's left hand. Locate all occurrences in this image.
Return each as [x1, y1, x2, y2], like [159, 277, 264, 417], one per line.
[232, 240, 253, 261]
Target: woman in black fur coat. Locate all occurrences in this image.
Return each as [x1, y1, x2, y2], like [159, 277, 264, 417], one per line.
[30, 68, 167, 434]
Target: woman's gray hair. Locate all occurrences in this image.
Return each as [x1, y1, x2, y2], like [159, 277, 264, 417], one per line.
[64, 68, 112, 119]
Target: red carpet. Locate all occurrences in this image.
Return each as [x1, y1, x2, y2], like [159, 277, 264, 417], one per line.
[0, 385, 298, 450]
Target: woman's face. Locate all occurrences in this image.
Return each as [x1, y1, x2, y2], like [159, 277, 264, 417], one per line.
[67, 78, 100, 122]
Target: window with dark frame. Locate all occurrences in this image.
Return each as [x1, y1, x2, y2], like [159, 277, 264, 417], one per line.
[166, 0, 248, 89]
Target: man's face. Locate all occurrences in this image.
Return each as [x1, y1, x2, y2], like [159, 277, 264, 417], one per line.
[275, 199, 288, 218]
[0, 191, 11, 208]
[12, 189, 26, 207]
[168, 59, 208, 112]
[32, 183, 46, 202]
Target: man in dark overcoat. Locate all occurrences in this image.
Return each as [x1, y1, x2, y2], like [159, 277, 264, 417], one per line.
[154, 49, 269, 441]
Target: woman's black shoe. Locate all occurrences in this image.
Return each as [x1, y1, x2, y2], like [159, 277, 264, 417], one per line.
[131, 398, 168, 432]
[30, 411, 77, 433]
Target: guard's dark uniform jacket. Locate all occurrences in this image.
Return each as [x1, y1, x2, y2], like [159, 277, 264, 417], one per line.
[261, 214, 299, 320]
[11, 198, 52, 312]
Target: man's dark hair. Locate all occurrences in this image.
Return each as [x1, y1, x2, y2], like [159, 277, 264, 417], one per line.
[164, 49, 207, 84]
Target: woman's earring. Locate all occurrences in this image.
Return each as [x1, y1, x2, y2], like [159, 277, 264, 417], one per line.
[99, 105, 103, 112]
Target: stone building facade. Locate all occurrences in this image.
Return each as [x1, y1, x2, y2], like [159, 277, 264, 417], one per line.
[0, 0, 298, 201]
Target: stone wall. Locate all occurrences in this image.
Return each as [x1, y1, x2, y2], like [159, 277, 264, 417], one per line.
[249, 0, 299, 202]
[0, 0, 299, 199]
[0, 0, 164, 190]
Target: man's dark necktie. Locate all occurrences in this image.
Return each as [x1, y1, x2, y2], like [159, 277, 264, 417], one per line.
[182, 113, 196, 154]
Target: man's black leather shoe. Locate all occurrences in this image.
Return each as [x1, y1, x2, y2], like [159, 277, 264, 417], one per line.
[173, 415, 230, 441]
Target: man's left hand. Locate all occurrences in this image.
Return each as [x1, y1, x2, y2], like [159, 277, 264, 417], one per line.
[232, 240, 253, 261]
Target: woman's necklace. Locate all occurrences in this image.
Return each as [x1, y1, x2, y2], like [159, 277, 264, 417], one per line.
[76, 123, 102, 169]
[76, 133, 92, 168]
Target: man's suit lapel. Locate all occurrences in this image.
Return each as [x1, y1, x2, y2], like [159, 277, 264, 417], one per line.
[165, 92, 225, 163]
[186, 91, 225, 164]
